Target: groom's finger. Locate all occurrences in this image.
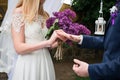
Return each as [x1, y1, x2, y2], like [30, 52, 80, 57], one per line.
[57, 34, 67, 42]
[56, 31, 69, 37]
[69, 35, 75, 40]
[73, 59, 81, 65]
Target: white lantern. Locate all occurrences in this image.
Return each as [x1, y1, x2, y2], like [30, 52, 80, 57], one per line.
[95, 17, 106, 35]
[62, 0, 72, 5]
[94, 0, 106, 35]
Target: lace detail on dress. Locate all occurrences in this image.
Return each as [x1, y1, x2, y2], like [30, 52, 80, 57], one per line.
[34, 15, 48, 38]
[12, 13, 24, 32]
[34, 15, 46, 28]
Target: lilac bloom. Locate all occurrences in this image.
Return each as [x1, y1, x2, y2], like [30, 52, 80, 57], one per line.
[46, 9, 91, 45]
[46, 17, 56, 29]
[64, 9, 76, 19]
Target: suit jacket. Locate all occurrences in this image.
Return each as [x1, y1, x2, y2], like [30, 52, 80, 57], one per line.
[79, 12, 120, 80]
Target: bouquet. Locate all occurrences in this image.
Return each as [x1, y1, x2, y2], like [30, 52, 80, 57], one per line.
[46, 9, 91, 60]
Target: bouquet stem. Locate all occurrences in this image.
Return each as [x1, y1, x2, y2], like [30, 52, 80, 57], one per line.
[54, 41, 63, 60]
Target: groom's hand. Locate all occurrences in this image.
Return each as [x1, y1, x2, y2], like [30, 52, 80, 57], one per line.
[69, 35, 81, 43]
[56, 30, 81, 43]
[73, 59, 89, 77]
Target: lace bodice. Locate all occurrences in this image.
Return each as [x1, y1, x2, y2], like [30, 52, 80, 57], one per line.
[25, 21, 48, 43]
[12, 13, 48, 43]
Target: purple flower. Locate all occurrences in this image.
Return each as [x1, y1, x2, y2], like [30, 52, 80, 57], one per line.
[53, 12, 64, 19]
[46, 17, 56, 29]
[46, 9, 91, 45]
[78, 24, 91, 35]
[58, 16, 72, 27]
[63, 9, 76, 19]
[111, 12, 117, 25]
[68, 23, 91, 35]
[53, 9, 76, 19]
[110, 1, 120, 25]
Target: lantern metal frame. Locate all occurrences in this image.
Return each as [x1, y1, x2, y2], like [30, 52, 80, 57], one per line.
[94, 0, 106, 35]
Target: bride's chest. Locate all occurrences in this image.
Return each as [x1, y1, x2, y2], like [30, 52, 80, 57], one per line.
[25, 22, 45, 38]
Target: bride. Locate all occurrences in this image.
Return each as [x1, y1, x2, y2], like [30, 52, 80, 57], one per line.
[0, 0, 64, 80]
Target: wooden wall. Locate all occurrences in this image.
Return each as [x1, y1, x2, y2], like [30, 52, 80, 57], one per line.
[0, 0, 7, 25]
[59, 3, 71, 11]
[0, 0, 7, 11]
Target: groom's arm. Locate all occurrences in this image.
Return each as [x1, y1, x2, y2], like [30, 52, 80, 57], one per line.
[78, 35, 104, 49]
[88, 56, 120, 79]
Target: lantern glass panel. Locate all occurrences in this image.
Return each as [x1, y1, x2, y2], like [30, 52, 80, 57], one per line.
[98, 24, 103, 32]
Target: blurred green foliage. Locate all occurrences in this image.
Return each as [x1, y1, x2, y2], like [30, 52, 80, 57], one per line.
[71, 0, 115, 33]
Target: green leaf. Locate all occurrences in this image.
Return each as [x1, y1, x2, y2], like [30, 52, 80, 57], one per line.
[45, 25, 55, 39]
[45, 23, 60, 39]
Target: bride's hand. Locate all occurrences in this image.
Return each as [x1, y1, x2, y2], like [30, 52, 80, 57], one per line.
[56, 30, 81, 43]
[47, 30, 66, 46]
[51, 41, 58, 48]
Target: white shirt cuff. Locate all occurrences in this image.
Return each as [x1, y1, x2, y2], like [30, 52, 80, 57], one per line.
[78, 35, 83, 45]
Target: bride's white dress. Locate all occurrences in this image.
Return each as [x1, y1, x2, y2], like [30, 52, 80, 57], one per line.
[11, 13, 55, 80]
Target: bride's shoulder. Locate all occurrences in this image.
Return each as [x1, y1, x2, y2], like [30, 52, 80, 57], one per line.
[12, 7, 23, 20]
[12, 7, 24, 32]
[13, 7, 22, 15]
